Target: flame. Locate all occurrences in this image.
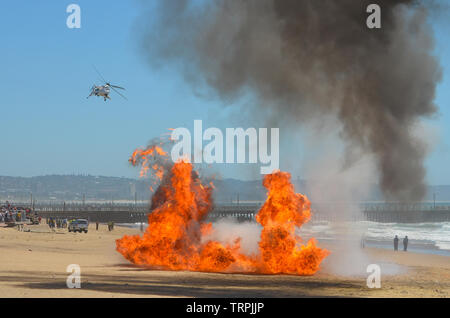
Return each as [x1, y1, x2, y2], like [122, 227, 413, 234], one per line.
[256, 171, 329, 275]
[129, 145, 167, 178]
[116, 159, 249, 271]
[117, 146, 328, 275]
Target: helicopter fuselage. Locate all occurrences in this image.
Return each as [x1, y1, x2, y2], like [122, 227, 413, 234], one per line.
[88, 84, 111, 101]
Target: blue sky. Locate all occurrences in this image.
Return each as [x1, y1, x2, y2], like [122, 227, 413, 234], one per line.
[0, 1, 449, 184]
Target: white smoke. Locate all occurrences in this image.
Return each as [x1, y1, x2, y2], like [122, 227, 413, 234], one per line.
[204, 218, 262, 256]
[298, 131, 377, 277]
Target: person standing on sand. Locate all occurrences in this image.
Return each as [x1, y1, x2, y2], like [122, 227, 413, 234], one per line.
[394, 235, 399, 251]
[403, 236, 409, 251]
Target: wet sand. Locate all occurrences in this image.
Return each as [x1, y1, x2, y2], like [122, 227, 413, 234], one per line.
[0, 223, 448, 298]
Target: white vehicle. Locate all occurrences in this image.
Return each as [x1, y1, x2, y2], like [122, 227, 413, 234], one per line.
[68, 219, 89, 233]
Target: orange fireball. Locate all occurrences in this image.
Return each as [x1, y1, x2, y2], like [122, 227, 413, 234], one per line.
[257, 170, 329, 275]
[117, 144, 328, 275]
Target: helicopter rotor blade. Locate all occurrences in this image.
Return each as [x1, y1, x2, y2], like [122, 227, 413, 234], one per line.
[110, 84, 125, 90]
[92, 65, 108, 84]
[110, 85, 128, 100]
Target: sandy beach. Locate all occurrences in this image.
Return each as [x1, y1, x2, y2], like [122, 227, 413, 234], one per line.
[0, 223, 448, 298]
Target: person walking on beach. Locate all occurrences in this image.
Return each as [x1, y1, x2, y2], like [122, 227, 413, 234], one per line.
[403, 236, 409, 251]
[394, 235, 399, 251]
[96, 221, 99, 231]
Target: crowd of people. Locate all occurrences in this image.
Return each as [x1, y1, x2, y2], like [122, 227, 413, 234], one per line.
[44, 218, 116, 232]
[47, 217, 68, 229]
[0, 203, 34, 223]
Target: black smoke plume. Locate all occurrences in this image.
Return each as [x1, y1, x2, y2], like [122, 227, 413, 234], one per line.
[136, 0, 442, 201]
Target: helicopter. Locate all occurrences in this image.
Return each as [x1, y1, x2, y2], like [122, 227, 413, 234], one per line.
[87, 66, 127, 101]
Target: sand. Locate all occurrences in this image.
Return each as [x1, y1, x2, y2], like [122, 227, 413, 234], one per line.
[0, 223, 448, 298]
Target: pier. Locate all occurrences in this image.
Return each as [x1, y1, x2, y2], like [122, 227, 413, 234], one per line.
[27, 202, 450, 223]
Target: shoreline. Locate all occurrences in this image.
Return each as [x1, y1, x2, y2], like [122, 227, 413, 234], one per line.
[363, 239, 450, 257]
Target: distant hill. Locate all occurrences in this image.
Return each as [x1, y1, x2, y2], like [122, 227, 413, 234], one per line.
[212, 178, 308, 203]
[0, 174, 297, 203]
[0, 175, 449, 203]
[0, 175, 150, 202]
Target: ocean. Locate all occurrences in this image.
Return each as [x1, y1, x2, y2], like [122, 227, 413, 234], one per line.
[299, 221, 450, 256]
